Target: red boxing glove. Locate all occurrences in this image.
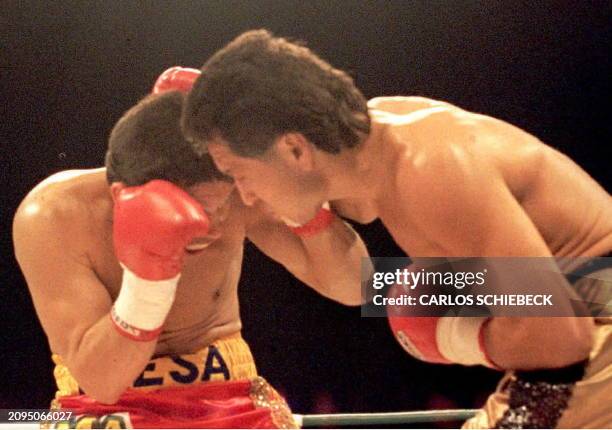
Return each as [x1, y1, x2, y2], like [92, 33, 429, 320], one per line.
[387, 281, 498, 368]
[152, 66, 201, 94]
[113, 180, 210, 280]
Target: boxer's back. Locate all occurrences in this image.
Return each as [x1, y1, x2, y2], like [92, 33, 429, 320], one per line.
[368, 96, 612, 257]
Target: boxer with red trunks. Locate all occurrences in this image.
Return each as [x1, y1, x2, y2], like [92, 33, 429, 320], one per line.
[182, 31, 612, 428]
[13, 68, 369, 428]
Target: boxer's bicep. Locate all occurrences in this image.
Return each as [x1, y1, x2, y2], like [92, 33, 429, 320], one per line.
[246, 218, 319, 287]
[247, 213, 368, 305]
[13, 203, 112, 360]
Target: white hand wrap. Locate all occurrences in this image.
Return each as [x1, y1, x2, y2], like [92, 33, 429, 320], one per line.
[110, 267, 179, 341]
[436, 316, 494, 367]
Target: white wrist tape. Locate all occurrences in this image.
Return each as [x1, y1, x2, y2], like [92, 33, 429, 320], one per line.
[111, 267, 179, 341]
[436, 316, 496, 368]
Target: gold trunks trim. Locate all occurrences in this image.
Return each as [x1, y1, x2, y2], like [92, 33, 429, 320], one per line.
[52, 333, 258, 399]
[250, 377, 299, 429]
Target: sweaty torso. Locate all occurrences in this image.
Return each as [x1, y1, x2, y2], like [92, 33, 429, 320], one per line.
[34, 169, 246, 356]
[368, 97, 612, 257]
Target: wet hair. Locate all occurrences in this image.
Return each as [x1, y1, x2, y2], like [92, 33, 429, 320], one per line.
[105, 91, 229, 187]
[183, 29, 371, 157]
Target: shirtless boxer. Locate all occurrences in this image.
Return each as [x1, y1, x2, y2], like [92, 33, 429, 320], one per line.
[182, 30, 612, 428]
[12, 69, 369, 428]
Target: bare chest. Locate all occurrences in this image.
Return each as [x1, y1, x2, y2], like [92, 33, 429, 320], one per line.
[88, 220, 246, 353]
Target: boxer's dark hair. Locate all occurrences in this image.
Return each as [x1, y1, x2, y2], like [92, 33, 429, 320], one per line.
[183, 29, 371, 157]
[105, 92, 229, 187]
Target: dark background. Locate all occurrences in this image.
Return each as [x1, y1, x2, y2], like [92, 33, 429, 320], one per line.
[1, 0, 610, 421]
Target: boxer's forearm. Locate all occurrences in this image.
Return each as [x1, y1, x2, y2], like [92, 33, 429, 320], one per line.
[299, 218, 371, 306]
[483, 316, 595, 370]
[66, 179, 203, 403]
[479, 262, 595, 369]
[66, 314, 157, 404]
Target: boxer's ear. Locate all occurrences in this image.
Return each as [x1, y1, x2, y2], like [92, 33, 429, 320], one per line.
[274, 133, 314, 172]
[110, 182, 126, 203]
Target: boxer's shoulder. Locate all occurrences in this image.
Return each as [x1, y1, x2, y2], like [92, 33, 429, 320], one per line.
[369, 96, 474, 141]
[17, 169, 93, 219]
[14, 169, 107, 247]
[388, 120, 500, 218]
[369, 96, 514, 136]
[368, 96, 454, 114]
